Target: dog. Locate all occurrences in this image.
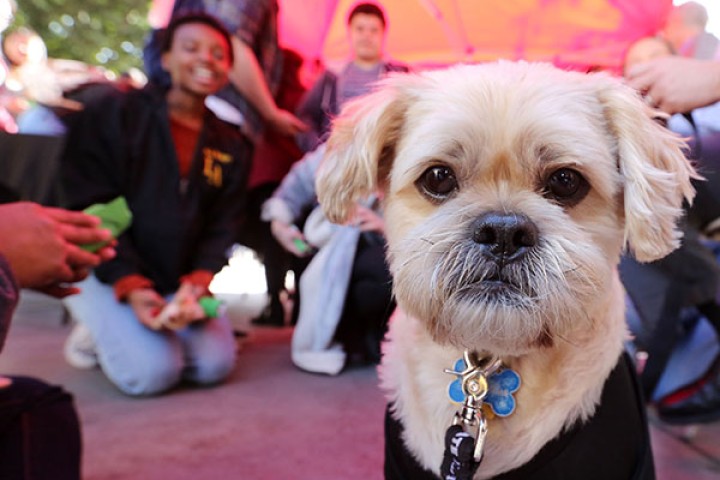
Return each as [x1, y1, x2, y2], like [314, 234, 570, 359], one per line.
[315, 62, 696, 479]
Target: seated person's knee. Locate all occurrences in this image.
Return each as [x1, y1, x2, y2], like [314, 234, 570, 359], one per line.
[187, 349, 236, 386]
[109, 356, 183, 397]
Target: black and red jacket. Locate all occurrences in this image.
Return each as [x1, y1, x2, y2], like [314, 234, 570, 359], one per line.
[61, 84, 252, 295]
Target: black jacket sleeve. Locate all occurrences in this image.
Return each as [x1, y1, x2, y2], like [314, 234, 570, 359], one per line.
[60, 87, 147, 284]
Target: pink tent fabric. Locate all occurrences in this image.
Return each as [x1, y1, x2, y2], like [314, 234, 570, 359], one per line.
[278, 0, 672, 71]
[149, 0, 673, 71]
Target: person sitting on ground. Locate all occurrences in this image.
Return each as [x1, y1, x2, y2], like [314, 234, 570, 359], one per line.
[262, 144, 395, 375]
[60, 12, 252, 396]
[0, 201, 115, 480]
[294, 1, 409, 153]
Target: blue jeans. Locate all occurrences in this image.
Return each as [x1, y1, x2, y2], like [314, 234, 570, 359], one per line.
[63, 275, 236, 396]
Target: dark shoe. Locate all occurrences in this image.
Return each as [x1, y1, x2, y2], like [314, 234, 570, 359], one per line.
[657, 355, 720, 425]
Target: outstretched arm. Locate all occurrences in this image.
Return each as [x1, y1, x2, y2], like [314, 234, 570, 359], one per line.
[227, 37, 307, 136]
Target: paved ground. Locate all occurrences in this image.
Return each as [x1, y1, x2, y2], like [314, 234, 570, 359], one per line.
[2, 291, 719, 479]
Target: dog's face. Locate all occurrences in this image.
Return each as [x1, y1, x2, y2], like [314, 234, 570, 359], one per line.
[317, 62, 695, 355]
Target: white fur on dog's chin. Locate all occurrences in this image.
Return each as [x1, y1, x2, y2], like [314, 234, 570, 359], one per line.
[380, 277, 627, 478]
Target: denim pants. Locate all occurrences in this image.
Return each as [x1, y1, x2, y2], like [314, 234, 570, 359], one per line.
[64, 274, 236, 396]
[0, 376, 81, 480]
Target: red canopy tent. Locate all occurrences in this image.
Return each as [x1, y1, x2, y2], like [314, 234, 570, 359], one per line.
[150, 0, 673, 72]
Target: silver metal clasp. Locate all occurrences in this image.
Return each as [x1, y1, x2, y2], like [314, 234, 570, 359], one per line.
[445, 350, 501, 463]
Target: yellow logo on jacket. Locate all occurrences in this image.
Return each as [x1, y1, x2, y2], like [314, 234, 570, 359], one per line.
[202, 148, 232, 187]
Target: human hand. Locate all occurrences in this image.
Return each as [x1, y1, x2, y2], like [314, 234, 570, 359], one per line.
[45, 206, 117, 262]
[350, 205, 385, 233]
[269, 108, 308, 137]
[0, 203, 115, 296]
[128, 288, 167, 330]
[271, 220, 313, 257]
[625, 57, 720, 114]
[151, 283, 206, 331]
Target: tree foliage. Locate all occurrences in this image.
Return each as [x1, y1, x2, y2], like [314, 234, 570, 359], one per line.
[13, 0, 151, 75]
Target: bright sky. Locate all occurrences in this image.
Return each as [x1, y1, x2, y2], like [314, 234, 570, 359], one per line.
[675, 0, 720, 37]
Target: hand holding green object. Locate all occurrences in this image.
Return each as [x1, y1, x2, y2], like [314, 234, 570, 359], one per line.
[292, 237, 312, 254]
[81, 197, 132, 252]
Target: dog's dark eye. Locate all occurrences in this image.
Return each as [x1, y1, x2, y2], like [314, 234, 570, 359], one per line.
[417, 166, 458, 201]
[545, 168, 589, 206]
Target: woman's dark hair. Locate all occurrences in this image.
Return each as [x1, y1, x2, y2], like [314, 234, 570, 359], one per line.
[160, 11, 234, 65]
[347, 2, 386, 28]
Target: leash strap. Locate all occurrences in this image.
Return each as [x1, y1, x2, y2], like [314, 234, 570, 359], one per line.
[440, 424, 481, 480]
[441, 350, 521, 478]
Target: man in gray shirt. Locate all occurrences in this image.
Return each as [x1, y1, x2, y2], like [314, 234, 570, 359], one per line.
[295, 2, 409, 153]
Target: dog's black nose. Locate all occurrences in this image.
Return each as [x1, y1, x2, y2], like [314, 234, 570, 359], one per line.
[472, 212, 538, 262]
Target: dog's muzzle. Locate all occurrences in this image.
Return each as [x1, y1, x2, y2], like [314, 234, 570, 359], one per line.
[471, 212, 538, 264]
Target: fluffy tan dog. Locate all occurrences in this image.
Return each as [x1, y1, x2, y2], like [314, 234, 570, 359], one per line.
[316, 61, 696, 479]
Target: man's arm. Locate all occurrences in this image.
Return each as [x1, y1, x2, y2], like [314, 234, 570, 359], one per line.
[227, 37, 307, 137]
[626, 57, 720, 114]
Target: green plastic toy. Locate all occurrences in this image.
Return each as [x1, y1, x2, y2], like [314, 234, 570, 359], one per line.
[81, 196, 133, 252]
[293, 237, 312, 254]
[198, 296, 225, 318]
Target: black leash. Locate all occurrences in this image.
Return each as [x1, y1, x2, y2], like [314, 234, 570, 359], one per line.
[440, 424, 481, 480]
[440, 351, 522, 479]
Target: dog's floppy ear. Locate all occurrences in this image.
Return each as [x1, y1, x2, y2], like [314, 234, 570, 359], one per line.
[316, 79, 411, 224]
[597, 80, 698, 263]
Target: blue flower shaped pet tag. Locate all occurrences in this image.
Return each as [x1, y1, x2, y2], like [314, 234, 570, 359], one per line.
[448, 358, 521, 417]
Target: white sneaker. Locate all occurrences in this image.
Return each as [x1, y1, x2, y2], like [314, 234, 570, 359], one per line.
[64, 323, 99, 369]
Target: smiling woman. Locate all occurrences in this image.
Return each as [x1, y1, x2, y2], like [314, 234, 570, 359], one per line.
[59, 11, 254, 397]
[160, 14, 233, 130]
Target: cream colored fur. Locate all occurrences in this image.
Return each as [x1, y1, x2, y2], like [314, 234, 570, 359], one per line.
[316, 61, 696, 478]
